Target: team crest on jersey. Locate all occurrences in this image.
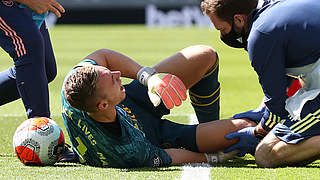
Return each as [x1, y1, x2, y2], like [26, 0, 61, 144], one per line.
[2, 0, 14, 7]
[152, 154, 162, 167]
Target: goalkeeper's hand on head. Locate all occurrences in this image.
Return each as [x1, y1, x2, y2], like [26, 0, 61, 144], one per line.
[137, 67, 187, 109]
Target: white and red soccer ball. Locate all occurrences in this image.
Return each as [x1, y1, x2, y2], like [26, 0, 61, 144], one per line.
[13, 117, 65, 166]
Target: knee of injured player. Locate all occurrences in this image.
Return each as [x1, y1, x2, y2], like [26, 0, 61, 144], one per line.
[204, 50, 219, 76]
[182, 45, 218, 75]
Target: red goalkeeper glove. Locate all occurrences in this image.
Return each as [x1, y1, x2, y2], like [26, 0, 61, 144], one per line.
[137, 67, 187, 109]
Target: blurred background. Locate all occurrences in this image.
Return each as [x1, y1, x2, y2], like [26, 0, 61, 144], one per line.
[46, 0, 213, 28]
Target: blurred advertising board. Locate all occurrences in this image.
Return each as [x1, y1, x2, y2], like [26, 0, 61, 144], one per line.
[54, 0, 213, 27]
[58, 0, 201, 9]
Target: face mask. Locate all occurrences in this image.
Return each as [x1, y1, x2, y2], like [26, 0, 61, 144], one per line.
[220, 22, 248, 50]
[220, 0, 273, 50]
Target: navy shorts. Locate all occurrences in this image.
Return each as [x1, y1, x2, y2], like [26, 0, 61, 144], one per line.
[272, 94, 320, 144]
[122, 80, 199, 152]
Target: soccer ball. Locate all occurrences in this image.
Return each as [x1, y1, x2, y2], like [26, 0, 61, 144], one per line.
[12, 117, 65, 166]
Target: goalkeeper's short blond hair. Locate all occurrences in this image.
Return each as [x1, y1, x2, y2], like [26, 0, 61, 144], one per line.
[64, 66, 99, 113]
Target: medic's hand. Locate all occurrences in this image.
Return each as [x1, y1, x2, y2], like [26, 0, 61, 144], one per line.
[224, 127, 260, 157]
[233, 106, 268, 124]
[147, 73, 187, 109]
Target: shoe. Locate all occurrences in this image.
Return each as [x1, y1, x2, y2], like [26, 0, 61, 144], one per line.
[58, 144, 79, 163]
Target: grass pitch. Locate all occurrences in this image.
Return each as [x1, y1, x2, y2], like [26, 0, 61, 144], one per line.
[0, 25, 319, 179]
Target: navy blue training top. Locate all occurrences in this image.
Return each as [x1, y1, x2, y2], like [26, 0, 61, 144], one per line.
[247, 0, 320, 118]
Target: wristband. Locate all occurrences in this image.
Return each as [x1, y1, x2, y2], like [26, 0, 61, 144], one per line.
[137, 67, 157, 86]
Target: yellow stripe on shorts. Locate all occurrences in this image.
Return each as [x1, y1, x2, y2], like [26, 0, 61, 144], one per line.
[291, 109, 320, 133]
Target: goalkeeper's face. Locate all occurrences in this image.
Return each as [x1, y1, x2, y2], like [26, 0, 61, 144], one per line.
[95, 66, 126, 106]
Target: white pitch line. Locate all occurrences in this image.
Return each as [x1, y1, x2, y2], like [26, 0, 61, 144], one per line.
[181, 163, 211, 180]
[180, 114, 211, 180]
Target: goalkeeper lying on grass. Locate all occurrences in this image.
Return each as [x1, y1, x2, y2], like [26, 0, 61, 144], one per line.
[61, 45, 256, 168]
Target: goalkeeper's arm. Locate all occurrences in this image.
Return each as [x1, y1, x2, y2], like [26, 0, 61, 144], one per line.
[84, 48, 143, 80]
